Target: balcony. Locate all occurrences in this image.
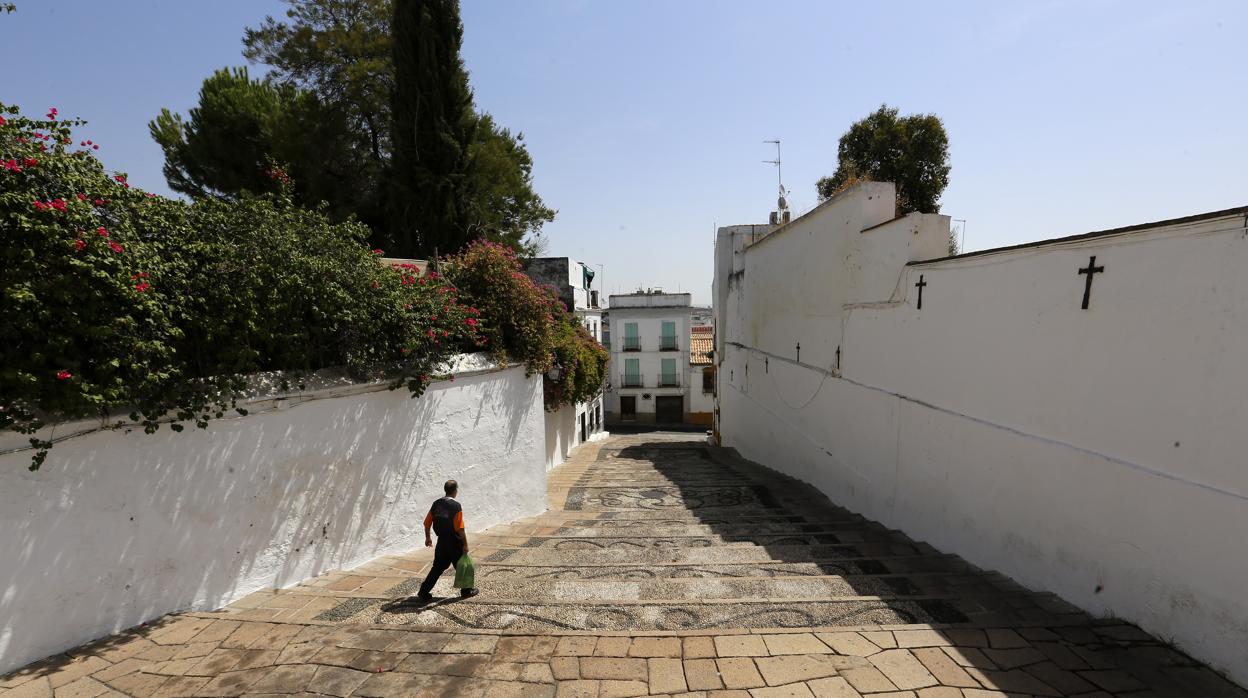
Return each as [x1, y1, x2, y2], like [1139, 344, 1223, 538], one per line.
[620, 373, 644, 388]
[622, 337, 641, 351]
[658, 374, 681, 388]
[659, 337, 678, 351]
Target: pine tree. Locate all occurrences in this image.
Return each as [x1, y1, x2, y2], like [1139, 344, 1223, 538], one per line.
[389, 0, 478, 256]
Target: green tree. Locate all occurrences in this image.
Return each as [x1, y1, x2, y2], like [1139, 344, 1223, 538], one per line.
[149, 67, 379, 228]
[389, 0, 477, 257]
[816, 104, 950, 215]
[466, 114, 554, 254]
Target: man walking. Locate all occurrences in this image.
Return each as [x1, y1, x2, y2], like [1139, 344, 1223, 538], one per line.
[417, 479, 479, 600]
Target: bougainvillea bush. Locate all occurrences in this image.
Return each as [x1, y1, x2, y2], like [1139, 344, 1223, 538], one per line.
[442, 240, 607, 411]
[1, 103, 477, 469]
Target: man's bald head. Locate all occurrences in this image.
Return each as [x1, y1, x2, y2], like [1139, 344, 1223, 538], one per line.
[444, 480, 458, 497]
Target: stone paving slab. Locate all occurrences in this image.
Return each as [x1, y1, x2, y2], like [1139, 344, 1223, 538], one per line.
[3, 433, 1244, 697]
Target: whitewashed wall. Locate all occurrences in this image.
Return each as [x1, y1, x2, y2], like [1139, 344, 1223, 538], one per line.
[715, 186, 1248, 684]
[0, 356, 548, 675]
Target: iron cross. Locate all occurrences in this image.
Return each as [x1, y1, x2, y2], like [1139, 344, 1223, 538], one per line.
[1077, 256, 1105, 309]
[914, 274, 927, 310]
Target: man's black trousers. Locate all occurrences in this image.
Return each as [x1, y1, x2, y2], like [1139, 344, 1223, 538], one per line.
[418, 541, 463, 596]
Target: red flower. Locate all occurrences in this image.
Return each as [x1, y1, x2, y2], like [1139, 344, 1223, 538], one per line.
[74, 238, 86, 251]
[108, 241, 124, 253]
[22, 158, 37, 168]
[86, 140, 92, 145]
[32, 201, 47, 211]
[427, 330, 435, 338]
[76, 193, 87, 201]
[56, 370, 72, 381]
[50, 198, 66, 212]
[465, 318, 478, 327]
[372, 249, 384, 255]
[97, 227, 108, 237]
[92, 145, 99, 150]
[46, 107, 58, 120]
[134, 282, 150, 293]
[3, 159, 19, 173]
[146, 192, 156, 198]
[0, 115, 6, 126]
[93, 198, 103, 206]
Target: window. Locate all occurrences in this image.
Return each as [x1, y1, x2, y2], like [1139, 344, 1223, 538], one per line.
[702, 368, 715, 393]
[623, 322, 640, 351]
[623, 358, 642, 387]
[660, 358, 678, 387]
[660, 321, 677, 350]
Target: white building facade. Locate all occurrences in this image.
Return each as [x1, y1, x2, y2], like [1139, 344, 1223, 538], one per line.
[604, 292, 692, 425]
[522, 257, 607, 463]
[714, 181, 1248, 685]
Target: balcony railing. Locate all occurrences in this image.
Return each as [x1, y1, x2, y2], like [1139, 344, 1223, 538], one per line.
[658, 374, 681, 388]
[620, 373, 643, 388]
[659, 337, 678, 351]
[622, 337, 641, 351]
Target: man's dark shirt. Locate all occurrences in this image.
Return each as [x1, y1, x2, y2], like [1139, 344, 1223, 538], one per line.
[425, 496, 464, 544]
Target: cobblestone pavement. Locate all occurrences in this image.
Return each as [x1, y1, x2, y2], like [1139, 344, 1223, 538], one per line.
[3, 434, 1244, 697]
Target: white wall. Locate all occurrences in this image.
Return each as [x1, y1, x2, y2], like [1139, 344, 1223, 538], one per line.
[715, 187, 1248, 684]
[688, 365, 715, 415]
[0, 357, 548, 675]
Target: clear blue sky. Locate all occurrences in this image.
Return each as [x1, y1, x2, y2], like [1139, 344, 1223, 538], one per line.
[5, 1, 1245, 304]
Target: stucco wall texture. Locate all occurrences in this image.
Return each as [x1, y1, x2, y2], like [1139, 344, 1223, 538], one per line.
[0, 361, 548, 675]
[714, 185, 1248, 684]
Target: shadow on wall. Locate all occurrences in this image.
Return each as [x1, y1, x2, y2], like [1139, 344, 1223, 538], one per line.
[0, 365, 543, 674]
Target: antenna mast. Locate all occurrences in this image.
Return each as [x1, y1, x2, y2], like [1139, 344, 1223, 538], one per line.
[763, 139, 791, 224]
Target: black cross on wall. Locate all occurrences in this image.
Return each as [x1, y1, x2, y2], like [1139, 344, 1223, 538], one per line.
[914, 274, 927, 310]
[1077, 256, 1105, 309]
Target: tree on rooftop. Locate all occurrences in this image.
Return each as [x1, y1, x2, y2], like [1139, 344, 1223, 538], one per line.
[816, 104, 950, 216]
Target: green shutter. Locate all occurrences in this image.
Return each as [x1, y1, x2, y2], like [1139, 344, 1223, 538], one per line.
[661, 358, 677, 386]
[625, 358, 640, 386]
[661, 321, 676, 349]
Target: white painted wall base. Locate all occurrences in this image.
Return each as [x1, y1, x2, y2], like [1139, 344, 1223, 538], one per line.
[0, 357, 548, 675]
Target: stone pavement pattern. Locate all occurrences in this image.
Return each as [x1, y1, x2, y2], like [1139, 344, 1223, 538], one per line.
[3, 434, 1244, 697]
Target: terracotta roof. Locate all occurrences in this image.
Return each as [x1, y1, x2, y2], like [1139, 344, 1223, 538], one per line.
[690, 331, 713, 365]
[691, 325, 713, 334]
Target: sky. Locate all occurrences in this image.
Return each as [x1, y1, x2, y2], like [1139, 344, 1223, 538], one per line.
[4, 1, 1246, 305]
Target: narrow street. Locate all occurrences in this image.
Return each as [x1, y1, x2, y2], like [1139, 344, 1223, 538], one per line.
[3, 434, 1242, 696]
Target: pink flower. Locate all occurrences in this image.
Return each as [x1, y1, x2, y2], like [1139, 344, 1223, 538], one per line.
[96, 227, 108, 237]
[74, 238, 86, 251]
[134, 282, 150, 293]
[93, 198, 103, 206]
[372, 249, 384, 255]
[108, 241, 124, 253]
[3, 159, 19, 173]
[56, 370, 72, 381]
[22, 158, 37, 168]
[46, 107, 58, 120]
[0, 115, 6, 126]
[50, 198, 66, 212]
[32, 201, 47, 211]
[76, 193, 87, 201]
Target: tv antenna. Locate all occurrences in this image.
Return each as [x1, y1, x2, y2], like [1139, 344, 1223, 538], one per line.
[763, 139, 790, 220]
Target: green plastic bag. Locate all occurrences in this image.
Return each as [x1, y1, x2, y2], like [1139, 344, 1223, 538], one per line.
[453, 553, 475, 589]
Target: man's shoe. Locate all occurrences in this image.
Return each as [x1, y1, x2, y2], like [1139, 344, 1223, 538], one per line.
[460, 588, 480, 598]
[415, 592, 434, 603]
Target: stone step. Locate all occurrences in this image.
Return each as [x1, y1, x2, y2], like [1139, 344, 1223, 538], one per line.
[475, 533, 914, 550]
[468, 556, 978, 579]
[351, 596, 980, 630]
[476, 543, 938, 565]
[492, 523, 901, 539]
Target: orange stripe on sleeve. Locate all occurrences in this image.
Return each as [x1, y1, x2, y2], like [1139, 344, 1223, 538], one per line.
[454, 511, 464, 530]
[424, 511, 433, 528]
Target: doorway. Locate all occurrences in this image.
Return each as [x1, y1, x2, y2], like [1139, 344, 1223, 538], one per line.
[655, 395, 683, 423]
[620, 396, 636, 421]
